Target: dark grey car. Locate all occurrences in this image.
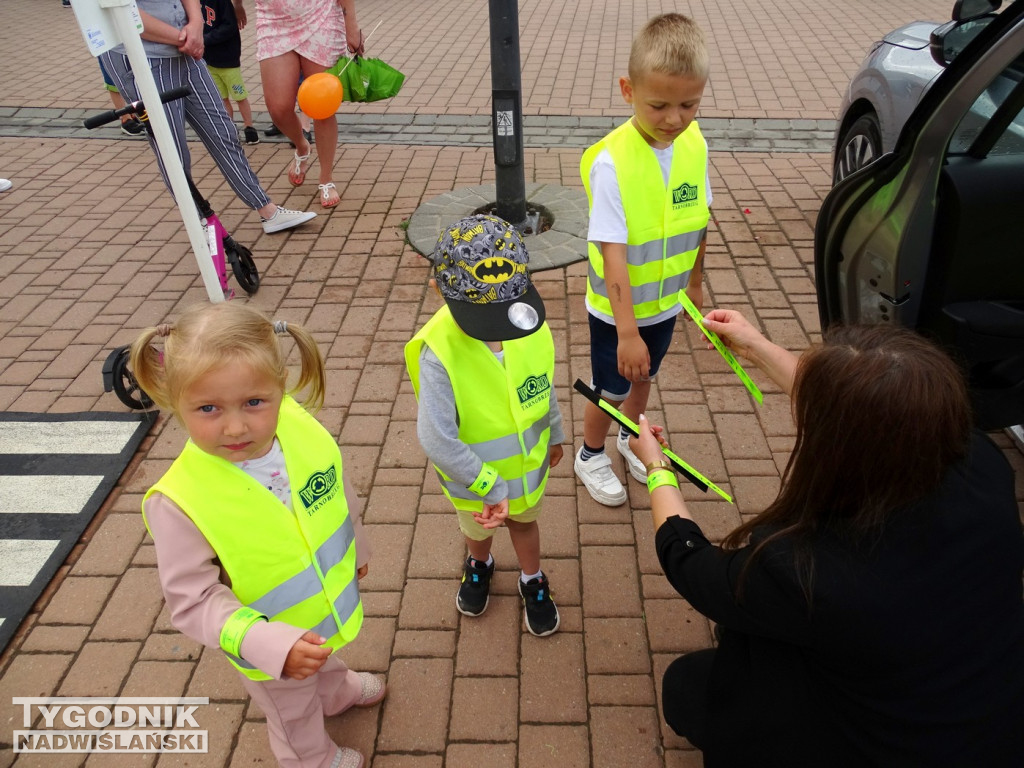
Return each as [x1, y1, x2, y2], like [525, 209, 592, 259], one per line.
[816, 0, 1024, 431]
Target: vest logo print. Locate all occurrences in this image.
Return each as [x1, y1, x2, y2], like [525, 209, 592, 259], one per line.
[671, 182, 698, 207]
[298, 465, 338, 515]
[517, 374, 550, 406]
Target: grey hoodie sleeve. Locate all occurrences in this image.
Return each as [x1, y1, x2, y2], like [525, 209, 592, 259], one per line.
[548, 381, 566, 446]
[416, 346, 510, 505]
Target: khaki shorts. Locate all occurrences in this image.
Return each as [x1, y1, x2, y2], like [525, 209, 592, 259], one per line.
[207, 66, 249, 101]
[457, 501, 542, 541]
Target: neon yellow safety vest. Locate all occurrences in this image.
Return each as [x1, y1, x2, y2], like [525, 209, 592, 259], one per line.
[143, 396, 362, 681]
[405, 306, 555, 515]
[581, 119, 710, 323]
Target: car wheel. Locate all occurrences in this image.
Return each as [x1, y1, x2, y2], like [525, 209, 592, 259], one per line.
[833, 113, 883, 184]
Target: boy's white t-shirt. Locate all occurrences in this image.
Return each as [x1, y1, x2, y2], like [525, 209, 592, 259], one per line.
[586, 141, 713, 326]
[235, 438, 292, 510]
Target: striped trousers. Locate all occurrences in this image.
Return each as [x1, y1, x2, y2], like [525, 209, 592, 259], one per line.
[99, 51, 271, 211]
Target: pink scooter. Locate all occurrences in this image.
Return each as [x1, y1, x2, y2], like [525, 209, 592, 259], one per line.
[86, 87, 260, 408]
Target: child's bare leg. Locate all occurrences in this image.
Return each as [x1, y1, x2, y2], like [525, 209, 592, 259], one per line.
[506, 518, 540, 575]
[466, 536, 493, 563]
[620, 379, 652, 425]
[583, 398, 617, 448]
[238, 97, 254, 127]
[221, 97, 234, 121]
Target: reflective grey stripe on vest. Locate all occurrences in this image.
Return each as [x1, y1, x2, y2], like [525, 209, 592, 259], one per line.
[438, 451, 551, 502]
[589, 263, 692, 306]
[248, 518, 355, 618]
[224, 579, 361, 672]
[310, 578, 361, 637]
[623, 229, 706, 267]
[467, 413, 551, 463]
[589, 226, 706, 302]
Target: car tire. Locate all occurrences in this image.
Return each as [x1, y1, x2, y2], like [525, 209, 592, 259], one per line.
[833, 113, 883, 184]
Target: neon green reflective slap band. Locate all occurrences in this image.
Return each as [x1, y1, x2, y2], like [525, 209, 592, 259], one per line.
[573, 380, 734, 504]
[220, 606, 268, 658]
[468, 464, 499, 497]
[647, 469, 679, 493]
[678, 293, 763, 405]
[652, 441, 732, 504]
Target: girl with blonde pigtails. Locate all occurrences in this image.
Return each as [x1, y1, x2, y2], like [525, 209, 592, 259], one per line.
[132, 301, 383, 768]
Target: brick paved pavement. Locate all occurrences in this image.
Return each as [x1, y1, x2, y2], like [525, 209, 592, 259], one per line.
[2, 0, 1022, 766]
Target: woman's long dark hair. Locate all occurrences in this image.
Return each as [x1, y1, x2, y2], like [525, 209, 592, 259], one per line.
[722, 324, 973, 603]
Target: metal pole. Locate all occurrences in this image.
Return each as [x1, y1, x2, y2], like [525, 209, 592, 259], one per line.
[488, 0, 527, 228]
[101, 0, 224, 303]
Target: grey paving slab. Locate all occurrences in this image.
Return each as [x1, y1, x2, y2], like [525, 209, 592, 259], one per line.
[0, 0, 955, 120]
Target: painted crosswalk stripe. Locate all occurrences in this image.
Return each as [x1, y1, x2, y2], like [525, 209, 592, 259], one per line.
[0, 476, 106, 515]
[0, 410, 156, 651]
[0, 421, 143, 454]
[0, 540, 61, 586]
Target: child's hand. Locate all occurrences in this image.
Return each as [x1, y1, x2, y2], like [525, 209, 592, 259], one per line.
[472, 498, 509, 530]
[684, 283, 704, 313]
[617, 334, 651, 382]
[282, 631, 332, 680]
[549, 444, 564, 469]
[357, 564, 368, 580]
[232, 0, 247, 28]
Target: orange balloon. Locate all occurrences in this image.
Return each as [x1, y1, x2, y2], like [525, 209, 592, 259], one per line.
[297, 73, 344, 120]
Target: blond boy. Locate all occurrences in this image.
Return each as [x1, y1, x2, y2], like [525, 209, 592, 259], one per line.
[574, 13, 713, 506]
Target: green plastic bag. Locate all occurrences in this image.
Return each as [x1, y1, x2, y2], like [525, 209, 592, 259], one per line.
[327, 56, 405, 103]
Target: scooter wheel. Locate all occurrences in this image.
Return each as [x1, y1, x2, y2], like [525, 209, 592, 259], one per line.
[106, 347, 154, 410]
[225, 239, 260, 296]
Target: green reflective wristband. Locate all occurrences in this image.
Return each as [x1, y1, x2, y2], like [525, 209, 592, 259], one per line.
[647, 469, 679, 494]
[468, 464, 499, 497]
[220, 606, 267, 658]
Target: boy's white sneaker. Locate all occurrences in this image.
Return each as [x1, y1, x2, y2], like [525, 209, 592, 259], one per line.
[574, 447, 627, 506]
[616, 433, 647, 483]
[261, 206, 317, 234]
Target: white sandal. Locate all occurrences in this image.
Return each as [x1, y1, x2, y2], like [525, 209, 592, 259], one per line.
[318, 182, 339, 208]
[289, 150, 311, 186]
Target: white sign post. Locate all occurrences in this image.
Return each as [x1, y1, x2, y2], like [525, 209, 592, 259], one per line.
[71, 0, 224, 303]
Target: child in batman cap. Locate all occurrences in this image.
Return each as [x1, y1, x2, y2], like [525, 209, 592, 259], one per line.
[404, 214, 565, 636]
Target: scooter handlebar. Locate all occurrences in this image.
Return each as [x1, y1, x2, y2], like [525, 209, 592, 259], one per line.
[83, 85, 193, 129]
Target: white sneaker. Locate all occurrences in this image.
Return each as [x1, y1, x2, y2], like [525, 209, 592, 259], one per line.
[616, 433, 647, 483]
[261, 205, 317, 234]
[574, 447, 627, 506]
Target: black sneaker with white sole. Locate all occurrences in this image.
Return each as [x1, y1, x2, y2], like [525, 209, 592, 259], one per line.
[519, 572, 559, 636]
[243, 126, 260, 145]
[456, 556, 494, 616]
[120, 117, 146, 137]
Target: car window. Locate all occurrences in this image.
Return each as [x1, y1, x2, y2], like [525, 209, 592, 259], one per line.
[949, 50, 1024, 155]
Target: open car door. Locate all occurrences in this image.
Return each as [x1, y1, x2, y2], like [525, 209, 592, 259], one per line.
[816, 0, 1024, 430]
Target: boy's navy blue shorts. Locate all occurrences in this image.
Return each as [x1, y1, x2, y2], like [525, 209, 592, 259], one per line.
[588, 313, 677, 400]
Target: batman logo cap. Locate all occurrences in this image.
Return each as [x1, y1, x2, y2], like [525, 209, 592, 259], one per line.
[430, 214, 546, 341]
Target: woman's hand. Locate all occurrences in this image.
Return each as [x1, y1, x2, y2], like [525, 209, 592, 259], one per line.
[702, 308, 799, 396]
[282, 631, 332, 680]
[178, 19, 205, 59]
[632, 413, 668, 467]
[701, 308, 764, 359]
